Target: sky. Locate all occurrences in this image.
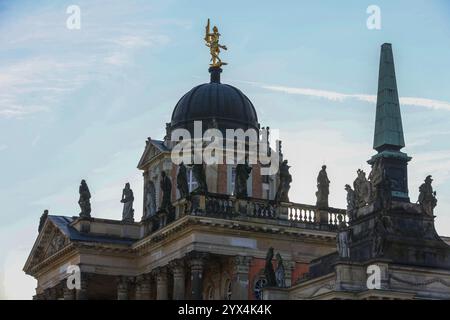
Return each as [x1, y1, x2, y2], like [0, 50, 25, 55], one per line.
[0, 0, 449, 299]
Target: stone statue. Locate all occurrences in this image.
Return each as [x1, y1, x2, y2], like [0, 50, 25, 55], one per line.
[78, 179, 91, 218]
[177, 162, 189, 199]
[418, 175, 437, 216]
[144, 181, 156, 219]
[336, 223, 350, 259]
[38, 209, 49, 233]
[234, 162, 252, 198]
[369, 158, 392, 210]
[121, 183, 134, 223]
[264, 247, 277, 287]
[159, 171, 172, 212]
[372, 215, 391, 257]
[353, 169, 372, 207]
[275, 160, 292, 202]
[275, 253, 286, 288]
[316, 165, 330, 209]
[192, 164, 208, 193]
[204, 19, 227, 67]
[345, 184, 357, 221]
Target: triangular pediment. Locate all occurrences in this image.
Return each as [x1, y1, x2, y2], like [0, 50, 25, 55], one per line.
[137, 139, 169, 169]
[23, 217, 70, 274]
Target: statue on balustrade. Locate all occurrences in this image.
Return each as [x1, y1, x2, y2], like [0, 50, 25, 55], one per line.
[192, 163, 208, 193]
[315, 165, 330, 209]
[353, 169, 372, 208]
[275, 253, 286, 288]
[159, 171, 173, 212]
[177, 162, 189, 199]
[144, 180, 156, 220]
[275, 160, 292, 203]
[38, 209, 49, 233]
[78, 179, 91, 218]
[264, 247, 277, 287]
[345, 184, 357, 221]
[121, 182, 134, 223]
[417, 175, 437, 216]
[235, 161, 252, 198]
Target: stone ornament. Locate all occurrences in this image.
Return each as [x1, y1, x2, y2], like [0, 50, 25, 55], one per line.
[275, 253, 286, 288]
[316, 165, 330, 209]
[78, 179, 91, 218]
[192, 163, 208, 194]
[159, 171, 172, 212]
[264, 247, 277, 287]
[235, 162, 252, 198]
[38, 209, 49, 233]
[418, 175, 437, 216]
[176, 162, 189, 199]
[344, 185, 356, 221]
[275, 160, 292, 203]
[121, 182, 134, 223]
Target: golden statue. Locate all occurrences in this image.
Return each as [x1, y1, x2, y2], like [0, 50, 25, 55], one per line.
[204, 19, 227, 67]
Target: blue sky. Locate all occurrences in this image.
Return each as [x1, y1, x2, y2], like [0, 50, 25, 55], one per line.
[1, 0, 449, 299]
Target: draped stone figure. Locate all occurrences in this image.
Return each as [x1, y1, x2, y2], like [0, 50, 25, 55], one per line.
[177, 162, 189, 199]
[275, 160, 292, 202]
[121, 183, 134, 223]
[159, 171, 172, 212]
[144, 181, 156, 219]
[192, 164, 208, 193]
[369, 158, 392, 210]
[353, 169, 371, 208]
[275, 253, 286, 288]
[316, 165, 330, 209]
[337, 225, 350, 259]
[38, 209, 49, 233]
[264, 247, 277, 287]
[345, 184, 357, 221]
[235, 162, 252, 198]
[418, 175, 437, 216]
[78, 180, 91, 218]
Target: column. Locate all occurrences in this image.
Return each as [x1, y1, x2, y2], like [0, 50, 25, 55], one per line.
[170, 259, 186, 300]
[284, 261, 295, 288]
[63, 284, 76, 300]
[117, 276, 130, 300]
[135, 274, 151, 300]
[76, 274, 89, 300]
[231, 256, 251, 300]
[154, 267, 169, 300]
[188, 252, 208, 300]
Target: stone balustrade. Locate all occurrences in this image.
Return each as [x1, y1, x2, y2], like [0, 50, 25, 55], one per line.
[145, 192, 347, 234]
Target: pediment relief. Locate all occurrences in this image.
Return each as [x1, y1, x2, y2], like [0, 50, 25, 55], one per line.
[28, 221, 69, 269]
[138, 143, 164, 169]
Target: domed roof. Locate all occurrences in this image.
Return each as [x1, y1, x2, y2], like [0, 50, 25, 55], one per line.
[170, 67, 259, 133]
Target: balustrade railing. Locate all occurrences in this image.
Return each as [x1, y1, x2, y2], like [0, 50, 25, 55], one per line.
[170, 192, 347, 229]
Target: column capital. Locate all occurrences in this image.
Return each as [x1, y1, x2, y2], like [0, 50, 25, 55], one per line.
[152, 266, 168, 278]
[169, 259, 186, 275]
[187, 251, 209, 269]
[233, 255, 252, 274]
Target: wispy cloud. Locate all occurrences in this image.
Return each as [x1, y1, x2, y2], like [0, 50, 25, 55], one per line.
[0, 2, 175, 119]
[246, 82, 450, 111]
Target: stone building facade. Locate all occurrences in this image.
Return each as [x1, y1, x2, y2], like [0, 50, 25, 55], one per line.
[24, 43, 450, 300]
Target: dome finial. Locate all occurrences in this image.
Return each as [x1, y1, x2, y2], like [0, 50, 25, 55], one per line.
[204, 18, 228, 68]
[209, 66, 222, 83]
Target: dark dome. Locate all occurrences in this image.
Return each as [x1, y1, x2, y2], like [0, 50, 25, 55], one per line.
[170, 68, 259, 133]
